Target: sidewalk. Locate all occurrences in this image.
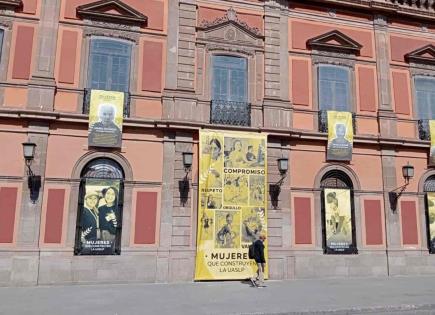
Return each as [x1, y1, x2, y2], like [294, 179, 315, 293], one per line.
[1, 276, 435, 315]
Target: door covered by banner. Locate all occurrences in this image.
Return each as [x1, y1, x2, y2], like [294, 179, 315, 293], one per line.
[195, 130, 268, 280]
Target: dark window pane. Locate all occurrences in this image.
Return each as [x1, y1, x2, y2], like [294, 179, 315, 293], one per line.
[212, 55, 247, 102]
[88, 38, 131, 92]
[415, 77, 435, 120]
[319, 65, 351, 112]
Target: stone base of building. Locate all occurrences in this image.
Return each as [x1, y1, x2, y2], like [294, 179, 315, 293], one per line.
[2, 250, 435, 286]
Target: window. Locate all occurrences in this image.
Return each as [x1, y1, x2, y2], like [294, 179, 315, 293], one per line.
[318, 65, 351, 112]
[320, 170, 357, 254]
[212, 55, 247, 102]
[88, 38, 132, 92]
[74, 158, 124, 255]
[415, 76, 435, 120]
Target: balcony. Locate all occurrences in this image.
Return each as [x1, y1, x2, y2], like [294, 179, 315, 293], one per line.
[83, 88, 131, 118]
[318, 110, 357, 134]
[210, 100, 251, 127]
[418, 119, 430, 140]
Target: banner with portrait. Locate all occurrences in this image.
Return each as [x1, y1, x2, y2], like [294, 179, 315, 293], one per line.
[327, 111, 353, 161]
[323, 188, 355, 254]
[76, 179, 122, 255]
[88, 90, 124, 148]
[429, 120, 435, 166]
[427, 192, 435, 253]
[195, 130, 268, 280]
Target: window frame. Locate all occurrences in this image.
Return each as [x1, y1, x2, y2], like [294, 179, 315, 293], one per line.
[317, 63, 353, 112]
[86, 36, 133, 93]
[413, 75, 435, 121]
[211, 54, 249, 103]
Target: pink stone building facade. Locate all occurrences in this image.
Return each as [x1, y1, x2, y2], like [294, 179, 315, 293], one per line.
[1, 0, 435, 285]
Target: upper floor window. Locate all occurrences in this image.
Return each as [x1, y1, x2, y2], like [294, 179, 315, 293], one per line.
[88, 38, 132, 92]
[318, 65, 351, 112]
[212, 55, 247, 102]
[415, 76, 435, 120]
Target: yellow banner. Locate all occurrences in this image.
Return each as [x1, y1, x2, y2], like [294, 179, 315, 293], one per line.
[195, 130, 268, 280]
[429, 120, 435, 166]
[327, 111, 353, 161]
[88, 90, 124, 148]
[427, 192, 435, 252]
[324, 188, 354, 253]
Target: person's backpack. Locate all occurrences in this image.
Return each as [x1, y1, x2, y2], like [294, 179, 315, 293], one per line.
[248, 242, 255, 259]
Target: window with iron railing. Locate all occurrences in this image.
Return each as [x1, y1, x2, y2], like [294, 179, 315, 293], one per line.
[211, 55, 250, 126]
[415, 76, 435, 140]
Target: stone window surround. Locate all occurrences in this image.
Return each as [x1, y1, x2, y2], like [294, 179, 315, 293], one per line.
[409, 63, 435, 121]
[78, 24, 140, 114]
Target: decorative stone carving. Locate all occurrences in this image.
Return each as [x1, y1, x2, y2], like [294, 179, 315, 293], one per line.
[198, 7, 263, 38]
[83, 25, 139, 44]
[77, 0, 147, 27]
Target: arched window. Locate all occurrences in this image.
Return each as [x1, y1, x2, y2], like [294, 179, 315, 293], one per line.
[320, 170, 357, 254]
[74, 158, 124, 255]
[424, 175, 435, 253]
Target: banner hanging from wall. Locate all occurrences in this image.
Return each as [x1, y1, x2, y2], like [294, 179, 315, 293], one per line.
[327, 111, 353, 161]
[429, 120, 435, 166]
[195, 130, 268, 280]
[427, 192, 435, 253]
[323, 188, 355, 254]
[88, 90, 124, 148]
[76, 179, 122, 255]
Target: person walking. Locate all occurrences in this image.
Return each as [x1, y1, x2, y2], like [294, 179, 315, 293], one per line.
[251, 234, 266, 288]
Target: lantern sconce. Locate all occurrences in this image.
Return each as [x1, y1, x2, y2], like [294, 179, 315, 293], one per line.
[270, 158, 289, 209]
[22, 142, 41, 203]
[180, 152, 194, 206]
[389, 162, 414, 212]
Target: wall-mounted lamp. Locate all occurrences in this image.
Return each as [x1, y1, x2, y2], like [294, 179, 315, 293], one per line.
[270, 158, 289, 209]
[22, 142, 41, 203]
[179, 152, 194, 206]
[389, 163, 414, 212]
[278, 158, 289, 175]
[182, 152, 193, 170]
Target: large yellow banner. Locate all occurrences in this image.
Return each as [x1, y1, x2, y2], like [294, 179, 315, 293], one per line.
[429, 120, 435, 166]
[427, 192, 435, 253]
[195, 130, 268, 280]
[327, 111, 353, 161]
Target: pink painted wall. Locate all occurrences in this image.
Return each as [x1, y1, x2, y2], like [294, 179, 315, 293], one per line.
[390, 35, 434, 62]
[134, 191, 158, 244]
[291, 59, 310, 106]
[364, 200, 383, 246]
[63, 0, 165, 31]
[357, 66, 377, 112]
[58, 30, 78, 84]
[11, 25, 35, 80]
[141, 41, 163, 92]
[290, 20, 374, 58]
[294, 197, 312, 244]
[0, 132, 26, 177]
[44, 189, 65, 244]
[392, 71, 411, 116]
[0, 187, 18, 243]
[401, 200, 419, 245]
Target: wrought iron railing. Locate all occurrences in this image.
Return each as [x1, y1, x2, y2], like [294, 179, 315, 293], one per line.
[318, 110, 357, 134]
[83, 88, 131, 118]
[418, 119, 430, 140]
[210, 100, 251, 126]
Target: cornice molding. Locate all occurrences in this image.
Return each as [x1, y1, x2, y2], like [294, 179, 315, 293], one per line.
[307, 30, 362, 55]
[0, 0, 22, 10]
[77, 0, 147, 27]
[406, 44, 435, 66]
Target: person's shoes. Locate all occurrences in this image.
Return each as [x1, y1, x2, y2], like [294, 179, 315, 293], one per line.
[250, 278, 258, 287]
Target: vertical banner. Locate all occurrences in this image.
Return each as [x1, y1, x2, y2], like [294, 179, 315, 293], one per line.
[77, 179, 121, 255]
[324, 188, 355, 254]
[195, 130, 268, 280]
[88, 90, 124, 148]
[427, 193, 435, 253]
[327, 111, 353, 161]
[429, 120, 435, 166]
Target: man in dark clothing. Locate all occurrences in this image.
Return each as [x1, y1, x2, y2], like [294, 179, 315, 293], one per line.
[251, 234, 266, 287]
